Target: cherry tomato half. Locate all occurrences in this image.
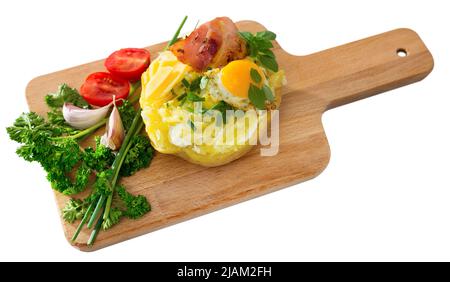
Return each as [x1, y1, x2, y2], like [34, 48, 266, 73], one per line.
[104, 48, 151, 81]
[80, 72, 130, 107]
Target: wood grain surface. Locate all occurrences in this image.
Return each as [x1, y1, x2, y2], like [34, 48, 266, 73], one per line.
[25, 21, 434, 251]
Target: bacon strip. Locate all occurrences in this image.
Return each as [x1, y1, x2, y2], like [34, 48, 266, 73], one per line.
[170, 17, 247, 72]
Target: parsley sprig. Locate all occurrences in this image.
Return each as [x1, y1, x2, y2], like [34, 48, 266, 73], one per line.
[239, 30, 279, 72]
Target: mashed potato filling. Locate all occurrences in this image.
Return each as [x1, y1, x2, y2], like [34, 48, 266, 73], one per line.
[140, 51, 285, 167]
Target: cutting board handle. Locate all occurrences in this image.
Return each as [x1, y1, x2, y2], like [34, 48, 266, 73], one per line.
[293, 28, 434, 110]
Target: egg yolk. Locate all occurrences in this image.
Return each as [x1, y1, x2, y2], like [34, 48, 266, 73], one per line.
[220, 60, 265, 98]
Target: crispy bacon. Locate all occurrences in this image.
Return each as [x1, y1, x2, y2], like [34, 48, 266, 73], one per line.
[170, 17, 247, 72]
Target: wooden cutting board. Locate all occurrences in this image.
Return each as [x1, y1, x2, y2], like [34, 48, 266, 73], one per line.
[25, 21, 434, 251]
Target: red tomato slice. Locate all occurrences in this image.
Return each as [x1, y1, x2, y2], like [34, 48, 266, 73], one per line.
[104, 48, 151, 81]
[80, 72, 130, 107]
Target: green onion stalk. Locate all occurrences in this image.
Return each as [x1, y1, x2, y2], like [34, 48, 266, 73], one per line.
[85, 105, 144, 246]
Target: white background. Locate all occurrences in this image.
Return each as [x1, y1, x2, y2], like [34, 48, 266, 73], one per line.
[0, 0, 449, 261]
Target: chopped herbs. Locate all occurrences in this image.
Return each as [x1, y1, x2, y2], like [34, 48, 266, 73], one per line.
[189, 76, 202, 92]
[209, 101, 234, 123]
[180, 75, 205, 105]
[177, 93, 187, 101]
[177, 93, 187, 106]
[186, 92, 205, 102]
[181, 78, 190, 88]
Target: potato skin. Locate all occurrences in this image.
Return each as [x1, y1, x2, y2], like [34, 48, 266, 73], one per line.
[174, 143, 255, 167]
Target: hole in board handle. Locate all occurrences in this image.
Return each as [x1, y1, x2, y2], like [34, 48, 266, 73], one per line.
[397, 48, 408, 57]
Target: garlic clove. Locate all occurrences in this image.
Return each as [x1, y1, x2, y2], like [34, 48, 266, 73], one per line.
[100, 99, 125, 150]
[63, 102, 112, 129]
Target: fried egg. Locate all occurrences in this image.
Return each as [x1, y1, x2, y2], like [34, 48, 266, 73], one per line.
[214, 59, 265, 109]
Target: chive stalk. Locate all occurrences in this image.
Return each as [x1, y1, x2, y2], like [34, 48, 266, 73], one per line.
[102, 110, 143, 221]
[87, 207, 105, 246]
[87, 194, 106, 229]
[71, 197, 97, 242]
[165, 16, 188, 50]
